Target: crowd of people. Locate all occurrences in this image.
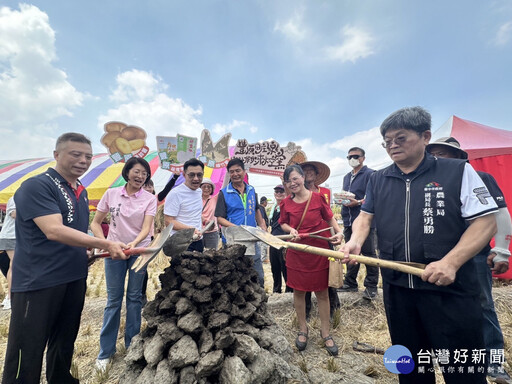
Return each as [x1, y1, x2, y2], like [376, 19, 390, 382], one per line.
[1, 106, 511, 383]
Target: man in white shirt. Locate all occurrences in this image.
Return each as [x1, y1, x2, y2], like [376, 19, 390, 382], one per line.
[164, 158, 204, 252]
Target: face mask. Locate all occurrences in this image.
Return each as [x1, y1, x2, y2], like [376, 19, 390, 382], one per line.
[348, 158, 360, 168]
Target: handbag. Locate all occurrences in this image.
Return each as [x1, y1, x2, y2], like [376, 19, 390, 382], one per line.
[294, 192, 343, 288]
[328, 259, 344, 288]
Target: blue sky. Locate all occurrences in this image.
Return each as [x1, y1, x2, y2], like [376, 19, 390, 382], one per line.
[1, 1, 511, 196]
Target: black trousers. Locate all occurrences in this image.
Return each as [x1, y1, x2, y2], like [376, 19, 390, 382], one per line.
[343, 226, 379, 289]
[269, 247, 289, 292]
[187, 239, 204, 252]
[3, 278, 86, 384]
[0, 250, 9, 278]
[383, 283, 486, 384]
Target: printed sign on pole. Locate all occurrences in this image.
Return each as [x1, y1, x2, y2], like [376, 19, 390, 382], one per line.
[233, 140, 305, 176]
[101, 122, 149, 163]
[198, 129, 231, 169]
[156, 135, 198, 172]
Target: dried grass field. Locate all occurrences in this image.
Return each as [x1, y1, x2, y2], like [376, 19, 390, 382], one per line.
[0, 251, 511, 383]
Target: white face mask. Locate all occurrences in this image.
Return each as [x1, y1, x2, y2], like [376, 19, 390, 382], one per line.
[348, 158, 360, 168]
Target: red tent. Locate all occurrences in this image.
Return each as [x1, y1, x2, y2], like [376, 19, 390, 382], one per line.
[434, 115, 512, 278]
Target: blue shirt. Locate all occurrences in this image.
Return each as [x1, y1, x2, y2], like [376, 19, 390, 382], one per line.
[13, 168, 89, 292]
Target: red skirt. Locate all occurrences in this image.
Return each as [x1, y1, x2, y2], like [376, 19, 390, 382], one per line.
[286, 266, 329, 292]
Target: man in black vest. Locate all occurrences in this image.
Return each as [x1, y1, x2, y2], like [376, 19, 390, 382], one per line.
[427, 137, 512, 384]
[342, 107, 497, 384]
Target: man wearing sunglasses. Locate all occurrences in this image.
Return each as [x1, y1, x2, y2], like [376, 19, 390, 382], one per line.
[339, 147, 379, 300]
[164, 158, 205, 252]
[342, 106, 497, 383]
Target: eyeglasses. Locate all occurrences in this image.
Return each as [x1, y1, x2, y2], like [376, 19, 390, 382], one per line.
[186, 172, 204, 179]
[274, 189, 285, 194]
[381, 135, 409, 149]
[347, 154, 361, 160]
[132, 170, 148, 177]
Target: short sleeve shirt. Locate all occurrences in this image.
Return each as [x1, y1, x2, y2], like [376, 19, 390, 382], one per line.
[164, 183, 202, 235]
[477, 171, 507, 209]
[97, 186, 157, 247]
[12, 168, 90, 292]
[0, 197, 16, 239]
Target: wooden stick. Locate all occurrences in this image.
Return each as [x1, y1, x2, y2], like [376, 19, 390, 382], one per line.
[283, 242, 425, 277]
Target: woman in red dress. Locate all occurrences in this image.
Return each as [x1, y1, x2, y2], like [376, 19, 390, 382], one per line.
[279, 165, 343, 355]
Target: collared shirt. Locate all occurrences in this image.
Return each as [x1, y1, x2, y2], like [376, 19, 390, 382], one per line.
[342, 165, 375, 227]
[13, 168, 90, 292]
[215, 182, 258, 227]
[97, 186, 157, 246]
[362, 154, 497, 294]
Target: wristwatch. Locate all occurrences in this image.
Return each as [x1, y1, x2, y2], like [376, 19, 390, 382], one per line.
[357, 200, 362, 206]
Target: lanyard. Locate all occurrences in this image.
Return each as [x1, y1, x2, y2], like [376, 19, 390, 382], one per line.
[239, 193, 247, 209]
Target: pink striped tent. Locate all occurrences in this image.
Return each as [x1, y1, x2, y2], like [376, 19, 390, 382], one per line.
[0, 151, 227, 210]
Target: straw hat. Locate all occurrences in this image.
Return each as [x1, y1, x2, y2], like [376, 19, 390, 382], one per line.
[299, 161, 331, 185]
[426, 137, 468, 160]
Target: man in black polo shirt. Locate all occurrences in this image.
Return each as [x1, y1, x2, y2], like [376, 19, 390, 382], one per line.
[342, 107, 497, 384]
[339, 147, 379, 300]
[2, 133, 128, 384]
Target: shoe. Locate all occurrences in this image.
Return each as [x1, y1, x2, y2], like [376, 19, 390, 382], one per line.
[321, 333, 339, 356]
[487, 365, 512, 384]
[95, 357, 111, 372]
[1, 296, 8, 307]
[295, 328, 309, 351]
[3, 298, 10, 310]
[362, 287, 377, 300]
[338, 284, 358, 292]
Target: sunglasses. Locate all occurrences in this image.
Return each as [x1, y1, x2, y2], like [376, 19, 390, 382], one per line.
[186, 172, 204, 179]
[347, 154, 361, 160]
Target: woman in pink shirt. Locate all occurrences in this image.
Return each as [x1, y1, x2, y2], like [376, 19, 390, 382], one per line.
[200, 178, 219, 249]
[91, 157, 157, 371]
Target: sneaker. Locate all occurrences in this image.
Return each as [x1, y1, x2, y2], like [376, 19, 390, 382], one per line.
[3, 298, 10, 310]
[488, 365, 512, 384]
[95, 358, 111, 372]
[338, 284, 358, 292]
[362, 287, 377, 300]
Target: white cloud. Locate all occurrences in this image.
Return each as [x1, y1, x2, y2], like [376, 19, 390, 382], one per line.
[98, 70, 263, 155]
[495, 21, 512, 45]
[274, 8, 308, 42]
[98, 70, 206, 152]
[110, 70, 166, 102]
[274, 8, 376, 65]
[212, 120, 258, 135]
[324, 25, 375, 63]
[0, 4, 85, 159]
